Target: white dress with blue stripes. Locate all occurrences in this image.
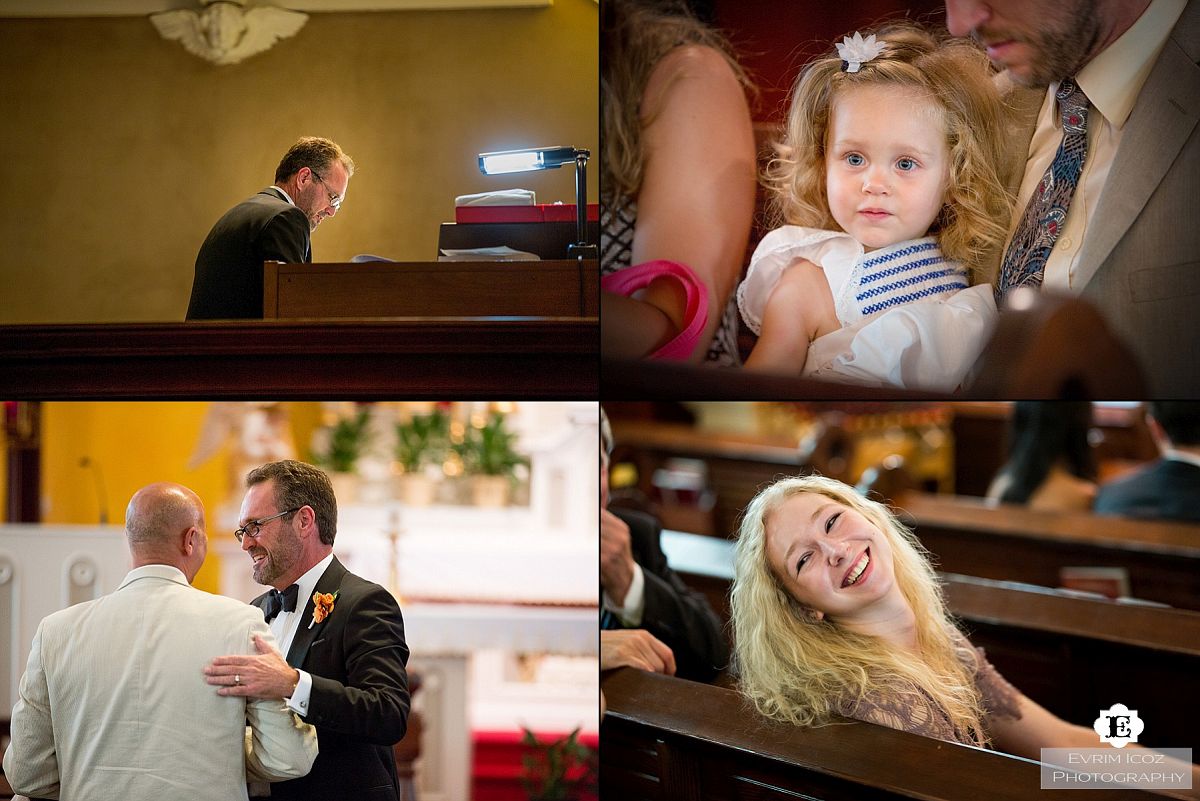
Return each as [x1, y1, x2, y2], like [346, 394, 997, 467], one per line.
[737, 226, 998, 390]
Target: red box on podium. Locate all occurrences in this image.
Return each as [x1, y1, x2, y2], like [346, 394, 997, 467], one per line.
[455, 203, 600, 224]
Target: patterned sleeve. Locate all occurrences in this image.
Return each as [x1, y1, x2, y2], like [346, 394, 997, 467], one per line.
[973, 646, 1023, 723]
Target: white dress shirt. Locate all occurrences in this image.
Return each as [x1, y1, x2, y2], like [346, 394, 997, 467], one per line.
[270, 552, 335, 718]
[602, 562, 646, 626]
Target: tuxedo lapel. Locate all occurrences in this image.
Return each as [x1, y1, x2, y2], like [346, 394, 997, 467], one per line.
[285, 557, 348, 669]
[1075, 9, 1200, 289]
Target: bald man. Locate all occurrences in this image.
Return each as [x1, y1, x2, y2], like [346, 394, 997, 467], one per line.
[3, 483, 319, 801]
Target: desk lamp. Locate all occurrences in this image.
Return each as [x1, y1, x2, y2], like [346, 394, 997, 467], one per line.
[477, 146, 596, 260]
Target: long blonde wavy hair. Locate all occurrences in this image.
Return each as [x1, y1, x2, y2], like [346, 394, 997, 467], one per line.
[766, 23, 1012, 273]
[730, 474, 988, 745]
[601, 0, 751, 202]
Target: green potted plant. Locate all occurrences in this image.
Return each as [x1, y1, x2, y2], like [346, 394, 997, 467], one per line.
[311, 406, 372, 504]
[454, 411, 529, 507]
[520, 727, 597, 801]
[394, 407, 450, 506]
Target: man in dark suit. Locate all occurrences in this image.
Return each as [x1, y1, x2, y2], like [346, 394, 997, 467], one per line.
[187, 137, 353, 319]
[1095, 402, 1200, 524]
[600, 410, 729, 683]
[205, 460, 409, 801]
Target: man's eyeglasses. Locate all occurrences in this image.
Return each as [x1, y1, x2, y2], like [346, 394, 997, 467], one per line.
[310, 170, 343, 210]
[234, 507, 301, 543]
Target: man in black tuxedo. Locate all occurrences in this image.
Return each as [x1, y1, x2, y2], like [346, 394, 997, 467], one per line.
[1095, 402, 1200, 524]
[186, 137, 353, 319]
[600, 411, 729, 683]
[205, 460, 409, 801]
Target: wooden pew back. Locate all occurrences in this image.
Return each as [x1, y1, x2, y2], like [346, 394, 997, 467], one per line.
[602, 668, 1163, 800]
[897, 492, 1200, 610]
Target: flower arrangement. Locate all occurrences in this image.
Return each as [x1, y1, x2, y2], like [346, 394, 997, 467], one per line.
[520, 727, 597, 801]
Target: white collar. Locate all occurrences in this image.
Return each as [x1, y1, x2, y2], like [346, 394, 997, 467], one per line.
[270, 185, 296, 206]
[118, 563, 189, 590]
[290, 552, 336, 611]
[1075, 0, 1187, 129]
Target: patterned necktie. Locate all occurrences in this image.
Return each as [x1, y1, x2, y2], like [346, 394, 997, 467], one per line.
[997, 78, 1090, 298]
[263, 583, 300, 623]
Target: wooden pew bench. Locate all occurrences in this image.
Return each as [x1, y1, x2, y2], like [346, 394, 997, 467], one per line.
[896, 492, 1200, 610]
[660, 530, 1200, 753]
[602, 668, 1165, 800]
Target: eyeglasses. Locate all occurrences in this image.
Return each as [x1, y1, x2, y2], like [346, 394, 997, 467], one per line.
[234, 507, 301, 543]
[309, 170, 343, 210]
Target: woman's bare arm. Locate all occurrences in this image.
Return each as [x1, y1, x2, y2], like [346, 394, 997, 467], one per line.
[617, 44, 756, 361]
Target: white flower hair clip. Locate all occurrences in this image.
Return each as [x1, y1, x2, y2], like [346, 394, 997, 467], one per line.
[836, 32, 885, 74]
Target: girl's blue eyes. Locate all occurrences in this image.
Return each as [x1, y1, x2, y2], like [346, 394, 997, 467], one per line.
[843, 154, 919, 171]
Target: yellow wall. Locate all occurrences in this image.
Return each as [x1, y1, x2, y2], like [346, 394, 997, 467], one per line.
[0, 1, 598, 322]
[39, 402, 329, 593]
[42, 403, 230, 592]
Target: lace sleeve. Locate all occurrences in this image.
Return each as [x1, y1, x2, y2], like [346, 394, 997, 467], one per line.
[838, 691, 964, 744]
[973, 647, 1023, 723]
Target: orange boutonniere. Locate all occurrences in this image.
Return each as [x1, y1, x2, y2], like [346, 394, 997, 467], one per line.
[309, 591, 339, 629]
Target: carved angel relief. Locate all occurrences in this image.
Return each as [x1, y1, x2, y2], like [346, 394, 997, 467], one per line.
[150, 0, 308, 66]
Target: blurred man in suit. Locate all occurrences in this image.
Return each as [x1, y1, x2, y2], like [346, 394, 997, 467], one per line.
[205, 460, 410, 801]
[600, 410, 729, 682]
[186, 137, 353, 319]
[2, 483, 317, 800]
[946, 0, 1199, 394]
[1096, 401, 1200, 523]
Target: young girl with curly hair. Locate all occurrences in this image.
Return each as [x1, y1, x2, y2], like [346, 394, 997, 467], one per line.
[738, 24, 1013, 389]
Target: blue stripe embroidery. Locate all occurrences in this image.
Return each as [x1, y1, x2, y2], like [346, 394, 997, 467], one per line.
[856, 268, 967, 301]
[859, 256, 949, 285]
[861, 240, 938, 268]
[861, 282, 968, 316]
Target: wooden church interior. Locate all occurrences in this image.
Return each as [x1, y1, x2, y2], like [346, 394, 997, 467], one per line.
[601, 401, 1199, 801]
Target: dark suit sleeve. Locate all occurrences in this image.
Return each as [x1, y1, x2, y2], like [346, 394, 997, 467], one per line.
[618, 510, 730, 682]
[259, 206, 310, 265]
[304, 585, 410, 745]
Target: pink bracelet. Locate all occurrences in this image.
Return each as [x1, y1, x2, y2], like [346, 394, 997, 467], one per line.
[601, 260, 709, 360]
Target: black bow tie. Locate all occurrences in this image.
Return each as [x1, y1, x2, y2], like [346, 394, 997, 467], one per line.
[263, 584, 300, 623]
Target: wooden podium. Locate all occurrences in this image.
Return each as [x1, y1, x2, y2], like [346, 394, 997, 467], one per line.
[263, 259, 598, 319]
